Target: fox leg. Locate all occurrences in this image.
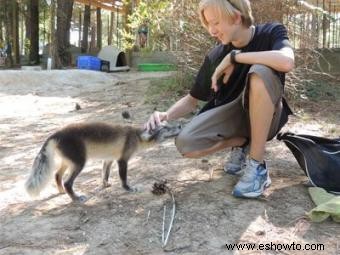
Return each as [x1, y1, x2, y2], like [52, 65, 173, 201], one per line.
[102, 160, 113, 188]
[63, 163, 86, 202]
[117, 159, 135, 192]
[55, 163, 67, 193]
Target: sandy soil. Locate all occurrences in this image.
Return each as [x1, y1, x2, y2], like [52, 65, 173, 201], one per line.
[0, 69, 339, 255]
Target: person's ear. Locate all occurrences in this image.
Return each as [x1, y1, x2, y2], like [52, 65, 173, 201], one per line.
[232, 10, 242, 25]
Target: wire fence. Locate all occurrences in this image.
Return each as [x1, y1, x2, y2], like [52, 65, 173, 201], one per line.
[252, 0, 340, 49]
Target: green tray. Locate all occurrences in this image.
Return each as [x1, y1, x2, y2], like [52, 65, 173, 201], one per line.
[138, 63, 176, 72]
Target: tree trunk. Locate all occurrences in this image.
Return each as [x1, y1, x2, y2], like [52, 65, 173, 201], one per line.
[78, 8, 82, 47]
[12, 0, 19, 65]
[3, 0, 12, 66]
[108, 11, 114, 45]
[28, 0, 39, 64]
[49, 0, 56, 69]
[90, 23, 96, 53]
[25, 0, 31, 55]
[4, 0, 19, 66]
[96, 7, 102, 49]
[54, 0, 74, 68]
[0, 1, 4, 42]
[81, 5, 90, 53]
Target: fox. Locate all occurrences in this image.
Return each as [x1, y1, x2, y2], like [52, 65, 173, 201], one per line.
[25, 122, 181, 203]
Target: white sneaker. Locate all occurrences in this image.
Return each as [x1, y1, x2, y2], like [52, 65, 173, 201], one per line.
[224, 145, 249, 175]
[232, 158, 271, 198]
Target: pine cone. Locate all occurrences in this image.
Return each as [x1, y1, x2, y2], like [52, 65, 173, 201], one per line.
[151, 181, 168, 195]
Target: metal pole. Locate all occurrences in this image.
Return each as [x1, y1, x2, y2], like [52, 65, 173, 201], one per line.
[338, 11, 340, 47]
[316, 0, 319, 48]
[322, 0, 326, 48]
[328, 0, 331, 48]
[333, 4, 336, 48]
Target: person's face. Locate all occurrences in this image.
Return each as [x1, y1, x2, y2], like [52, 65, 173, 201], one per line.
[203, 5, 237, 44]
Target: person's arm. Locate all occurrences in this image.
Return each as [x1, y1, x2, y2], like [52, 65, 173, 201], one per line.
[211, 47, 294, 92]
[144, 94, 198, 130]
[234, 47, 294, 72]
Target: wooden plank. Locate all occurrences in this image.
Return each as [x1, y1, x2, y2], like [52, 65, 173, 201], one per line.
[74, 0, 124, 12]
[305, 0, 340, 12]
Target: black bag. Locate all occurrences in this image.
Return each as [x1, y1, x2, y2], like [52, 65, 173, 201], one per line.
[277, 132, 340, 193]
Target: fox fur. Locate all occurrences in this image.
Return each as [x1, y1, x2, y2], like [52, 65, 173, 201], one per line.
[25, 122, 181, 202]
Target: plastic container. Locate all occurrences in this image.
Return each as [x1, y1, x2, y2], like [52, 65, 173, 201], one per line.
[138, 63, 176, 72]
[77, 56, 101, 71]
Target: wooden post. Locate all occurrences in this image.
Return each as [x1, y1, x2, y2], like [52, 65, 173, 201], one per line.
[81, 4, 90, 53]
[12, 0, 20, 65]
[328, 1, 331, 48]
[322, 0, 326, 48]
[332, 5, 335, 48]
[29, 0, 40, 64]
[49, 0, 55, 58]
[96, 7, 102, 49]
[108, 11, 114, 45]
[79, 7, 82, 47]
[316, 0, 319, 48]
[116, 8, 119, 47]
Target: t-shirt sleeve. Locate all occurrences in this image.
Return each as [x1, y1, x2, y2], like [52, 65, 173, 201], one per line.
[271, 23, 292, 50]
[189, 56, 213, 101]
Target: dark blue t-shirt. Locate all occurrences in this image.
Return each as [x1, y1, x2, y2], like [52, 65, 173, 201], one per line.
[190, 23, 292, 112]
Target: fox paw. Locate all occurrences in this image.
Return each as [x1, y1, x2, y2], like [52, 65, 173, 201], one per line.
[123, 185, 138, 193]
[102, 182, 111, 189]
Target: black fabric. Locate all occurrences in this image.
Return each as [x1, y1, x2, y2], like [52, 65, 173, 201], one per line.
[277, 132, 340, 193]
[190, 23, 292, 112]
[277, 97, 293, 133]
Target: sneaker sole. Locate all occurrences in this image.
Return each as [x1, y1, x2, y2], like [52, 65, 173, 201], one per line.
[224, 164, 243, 175]
[232, 177, 271, 198]
[224, 168, 244, 176]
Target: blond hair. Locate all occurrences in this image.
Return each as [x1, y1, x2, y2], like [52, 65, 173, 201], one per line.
[199, 0, 254, 28]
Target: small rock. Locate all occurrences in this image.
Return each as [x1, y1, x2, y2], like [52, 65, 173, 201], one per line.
[256, 230, 266, 236]
[122, 111, 131, 119]
[75, 103, 81, 110]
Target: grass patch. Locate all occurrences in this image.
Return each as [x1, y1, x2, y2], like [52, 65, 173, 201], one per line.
[145, 71, 194, 111]
[301, 79, 339, 101]
[288, 72, 340, 102]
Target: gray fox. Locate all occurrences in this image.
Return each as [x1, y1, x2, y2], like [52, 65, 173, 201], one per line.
[25, 122, 181, 202]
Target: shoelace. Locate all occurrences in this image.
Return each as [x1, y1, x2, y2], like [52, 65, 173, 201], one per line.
[240, 161, 266, 183]
[239, 166, 257, 182]
[229, 147, 245, 164]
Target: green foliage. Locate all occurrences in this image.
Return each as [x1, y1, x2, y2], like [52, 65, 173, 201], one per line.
[297, 78, 340, 102]
[39, 0, 51, 43]
[121, 0, 172, 51]
[24, 38, 30, 56]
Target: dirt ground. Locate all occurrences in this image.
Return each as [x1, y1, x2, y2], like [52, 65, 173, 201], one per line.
[0, 70, 339, 255]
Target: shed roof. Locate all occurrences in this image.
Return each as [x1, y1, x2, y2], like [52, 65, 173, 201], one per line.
[74, 0, 125, 12]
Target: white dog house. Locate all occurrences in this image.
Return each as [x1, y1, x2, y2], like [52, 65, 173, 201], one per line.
[98, 46, 130, 72]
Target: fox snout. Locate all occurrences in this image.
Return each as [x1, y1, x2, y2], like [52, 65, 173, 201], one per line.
[141, 123, 182, 142]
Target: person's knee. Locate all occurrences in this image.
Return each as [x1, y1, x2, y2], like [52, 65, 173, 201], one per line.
[175, 131, 194, 156]
[248, 65, 274, 99]
[248, 64, 282, 105]
[249, 64, 274, 76]
[248, 65, 271, 90]
[250, 63, 276, 80]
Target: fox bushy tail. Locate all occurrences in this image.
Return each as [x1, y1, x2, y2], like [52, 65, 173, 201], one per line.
[25, 139, 56, 197]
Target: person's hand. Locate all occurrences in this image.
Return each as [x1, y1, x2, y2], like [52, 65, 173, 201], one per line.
[144, 111, 168, 131]
[211, 54, 235, 92]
